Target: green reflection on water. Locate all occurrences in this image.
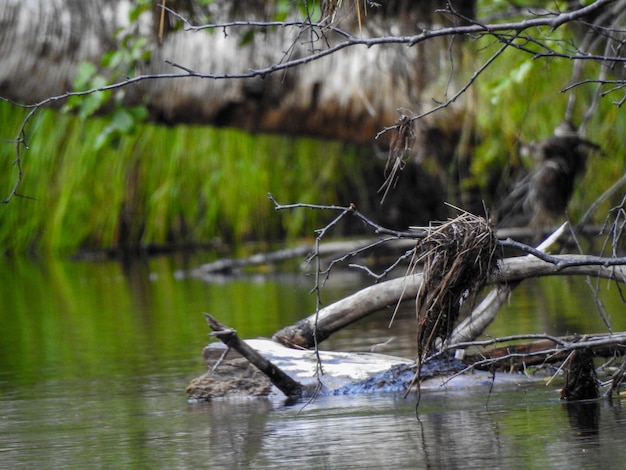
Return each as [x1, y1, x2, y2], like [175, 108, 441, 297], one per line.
[488, 276, 626, 337]
[2, 256, 626, 468]
[0, 256, 316, 390]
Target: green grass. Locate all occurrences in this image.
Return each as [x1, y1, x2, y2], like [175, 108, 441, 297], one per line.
[0, 101, 363, 255]
[2, 17, 626, 255]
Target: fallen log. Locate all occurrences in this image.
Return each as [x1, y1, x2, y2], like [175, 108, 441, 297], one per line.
[273, 272, 423, 348]
[273, 255, 626, 349]
[187, 337, 418, 400]
[190, 239, 416, 277]
[187, 329, 626, 400]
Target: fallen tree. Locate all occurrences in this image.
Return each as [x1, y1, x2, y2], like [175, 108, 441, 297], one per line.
[271, 253, 626, 349]
[187, 208, 626, 402]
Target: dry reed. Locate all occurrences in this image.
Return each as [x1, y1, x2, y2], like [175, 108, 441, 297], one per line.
[415, 211, 499, 362]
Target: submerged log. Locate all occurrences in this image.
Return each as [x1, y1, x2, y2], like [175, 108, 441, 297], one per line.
[187, 337, 416, 400]
[189, 239, 413, 277]
[187, 330, 626, 400]
[189, 226, 626, 400]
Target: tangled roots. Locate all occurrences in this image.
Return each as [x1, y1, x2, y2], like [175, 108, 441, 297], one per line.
[416, 211, 499, 361]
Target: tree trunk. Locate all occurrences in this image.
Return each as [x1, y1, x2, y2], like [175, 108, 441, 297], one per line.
[273, 255, 626, 349]
[0, 0, 472, 144]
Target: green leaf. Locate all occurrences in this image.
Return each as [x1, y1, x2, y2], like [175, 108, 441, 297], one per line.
[90, 75, 109, 90]
[510, 60, 533, 84]
[128, 0, 151, 23]
[239, 30, 255, 47]
[128, 106, 148, 122]
[140, 50, 152, 62]
[274, 0, 293, 22]
[73, 62, 98, 91]
[101, 50, 123, 69]
[93, 125, 115, 150]
[77, 95, 104, 120]
[112, 108, 135, 134]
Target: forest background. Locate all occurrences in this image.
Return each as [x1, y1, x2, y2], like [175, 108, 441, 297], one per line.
[1, 0, 625, 256]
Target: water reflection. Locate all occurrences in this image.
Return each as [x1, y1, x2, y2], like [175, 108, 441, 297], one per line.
[1, 255, 626, 468]
[565, 401, 600, 436]
[187, 388, 626, 469]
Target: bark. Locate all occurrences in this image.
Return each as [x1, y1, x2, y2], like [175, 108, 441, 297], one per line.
[0, 0, 470, 143]
[272, 255, 626, 349]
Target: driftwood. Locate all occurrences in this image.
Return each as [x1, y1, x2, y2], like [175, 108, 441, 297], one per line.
[204, 313, 303, 398]
[190, 239, 417, 277]
[456, 332, 626, 400]
[188, 327, 626, 400]
[273, 255, 626, 349]
[189, 226, 602, 277]
[187, 337, 417, 400]
[189, 216, 626, 400]
[273, 271, 423, 348]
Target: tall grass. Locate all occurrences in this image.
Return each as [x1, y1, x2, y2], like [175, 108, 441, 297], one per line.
[0, 101, 363, 255]
[2, 26, 625, 255]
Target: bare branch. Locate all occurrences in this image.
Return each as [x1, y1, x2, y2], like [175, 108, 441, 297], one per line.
[269, 193, 427, 239]
[205, 313, 303, 398]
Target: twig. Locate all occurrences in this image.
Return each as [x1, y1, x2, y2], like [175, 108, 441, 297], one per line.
[269, 193, 426, 238]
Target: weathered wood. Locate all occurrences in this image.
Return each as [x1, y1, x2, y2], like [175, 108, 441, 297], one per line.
[448, 285, 516, 345]
[204, 313, 303, 398]
[461, 333, 626, 371]
[191, 246, 312, 276]
[190, 239, 410, 277]
[272, 272, 424, 348]
[187, 330, 626, 399]
[273, 255, 626, 349]
[189, 226, 603, 277]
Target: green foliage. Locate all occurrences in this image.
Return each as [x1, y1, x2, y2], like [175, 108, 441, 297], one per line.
[0, 100, 360, 254]
[128, 0, 153, 23]
[273, 0, 299, 21]
[465, 20, 626, 218]
[62, 3, 153, 150]
[3, 0, 625, 254]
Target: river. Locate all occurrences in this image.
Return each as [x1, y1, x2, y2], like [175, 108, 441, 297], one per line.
[1, 253, 626, 468]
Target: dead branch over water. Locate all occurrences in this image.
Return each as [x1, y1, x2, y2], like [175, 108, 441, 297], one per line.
[262, 200, 626, 399]
[271, 254, 626, 349]
[190, 197, 626, 400]
[204, 313, 303, 398]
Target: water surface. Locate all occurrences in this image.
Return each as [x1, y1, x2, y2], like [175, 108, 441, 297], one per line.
[1, 255, 625, 468]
